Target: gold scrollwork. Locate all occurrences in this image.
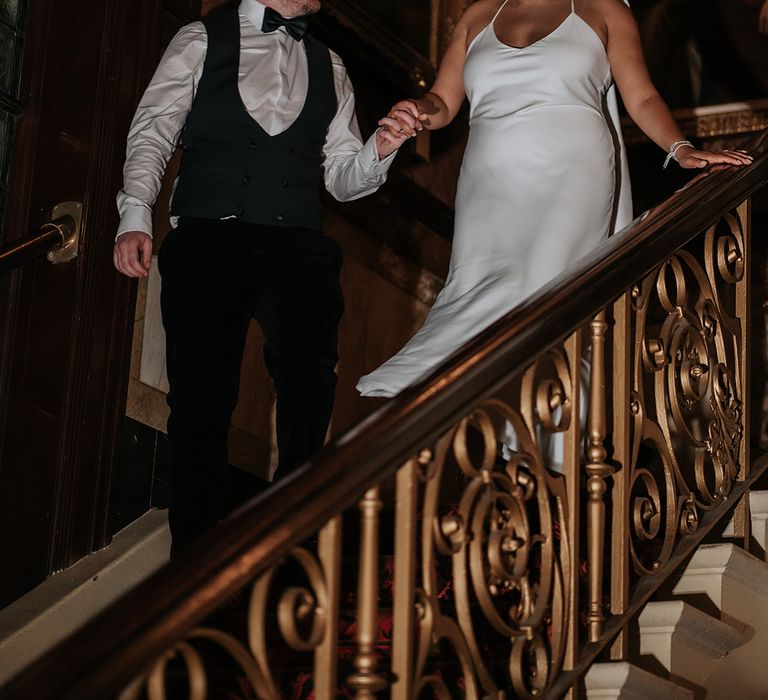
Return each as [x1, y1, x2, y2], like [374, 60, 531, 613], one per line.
[399, 350, 573, 698]
[122, 627, 272, 700]
[122, 543, 334, 700]
[627, 212, 746, 576]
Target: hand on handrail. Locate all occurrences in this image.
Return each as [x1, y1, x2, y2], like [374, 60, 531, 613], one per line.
[114, 231, 152, 278]
[674, 145, 752, 170]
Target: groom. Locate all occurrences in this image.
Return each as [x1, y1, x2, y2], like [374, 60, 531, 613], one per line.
[113, 0, 416, 553]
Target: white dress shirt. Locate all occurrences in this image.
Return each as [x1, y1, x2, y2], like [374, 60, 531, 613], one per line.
[116, 0, 395, 238]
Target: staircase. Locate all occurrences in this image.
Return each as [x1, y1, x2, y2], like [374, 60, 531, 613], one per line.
[585, 495, 768, 700]
[2, 133, 767, 700]
[585, 663, 694, 700]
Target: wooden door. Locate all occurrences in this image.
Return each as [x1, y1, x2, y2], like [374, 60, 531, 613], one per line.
[0, 0, 198, 608]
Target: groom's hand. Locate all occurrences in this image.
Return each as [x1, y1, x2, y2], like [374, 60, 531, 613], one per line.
[375, 125, 410, 159]
[380, 101, 425, 137]
[114, 230, 153, 278]
[379, 100, 427, 137]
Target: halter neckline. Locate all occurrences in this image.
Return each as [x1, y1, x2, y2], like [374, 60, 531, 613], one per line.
[491, 0, 577, 52]
[493, 0, 576, 22]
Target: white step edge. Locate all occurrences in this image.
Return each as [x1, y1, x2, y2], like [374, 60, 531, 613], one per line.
[0, 508, 170, 685]
[585, 662, 693, 699]
[722, 490, 768, 556]
[639, 600, 749, 674]
[672, 543, 768, 610]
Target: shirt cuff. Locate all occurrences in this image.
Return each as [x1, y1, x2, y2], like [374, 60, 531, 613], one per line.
[360, 130, 397, 176]
[116, 204, 154, 240]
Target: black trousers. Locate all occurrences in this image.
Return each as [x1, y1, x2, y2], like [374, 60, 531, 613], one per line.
[158, 217, 344, 552]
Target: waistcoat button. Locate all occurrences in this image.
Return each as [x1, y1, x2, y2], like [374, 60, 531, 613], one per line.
[276, 214, 284, 222]
[282, 181, 290, 189]
[242, 175, 250, 183]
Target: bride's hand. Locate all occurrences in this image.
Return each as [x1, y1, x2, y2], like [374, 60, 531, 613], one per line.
[676, 146, 753, 169]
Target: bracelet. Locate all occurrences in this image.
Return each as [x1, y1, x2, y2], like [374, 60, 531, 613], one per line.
[663, 140, 694, 169]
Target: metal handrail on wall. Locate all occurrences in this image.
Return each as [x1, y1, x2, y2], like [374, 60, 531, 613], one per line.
[5, 132, 768, 699]
[0, 225, 61, 273]
[0, 202, 81, 274]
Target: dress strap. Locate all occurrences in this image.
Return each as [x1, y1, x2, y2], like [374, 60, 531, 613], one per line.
[491, 0, 511, 24]
[571, 0, 576, 13]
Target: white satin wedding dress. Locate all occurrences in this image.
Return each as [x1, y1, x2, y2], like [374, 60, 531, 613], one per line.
[357, 0, 632, 397]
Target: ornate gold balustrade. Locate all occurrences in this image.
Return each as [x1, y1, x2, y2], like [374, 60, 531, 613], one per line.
[5, 131, 768, 699]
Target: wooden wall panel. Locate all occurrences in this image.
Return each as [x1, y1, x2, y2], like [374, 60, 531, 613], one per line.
[0, 0, 176, 607]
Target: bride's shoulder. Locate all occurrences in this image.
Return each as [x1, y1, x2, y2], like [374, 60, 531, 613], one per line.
[586, 0, 635, 19]
[456, 0, 503, 42]
[458, 0, 503, 29]
[578, 0, 635, 33]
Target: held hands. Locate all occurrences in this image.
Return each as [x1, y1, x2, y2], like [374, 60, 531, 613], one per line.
[375, 100, 429, 159]
[114, 231, 153, 278]
[674, 145, 753, 170]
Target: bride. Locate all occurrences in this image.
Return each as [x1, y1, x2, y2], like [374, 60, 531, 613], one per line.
[357, 0, 751, 398]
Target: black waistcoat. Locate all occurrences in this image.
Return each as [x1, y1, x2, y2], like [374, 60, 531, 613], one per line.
[170, 10, 338, 230]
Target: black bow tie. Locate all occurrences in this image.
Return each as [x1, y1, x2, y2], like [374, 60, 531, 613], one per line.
[262, 7, 309, 41]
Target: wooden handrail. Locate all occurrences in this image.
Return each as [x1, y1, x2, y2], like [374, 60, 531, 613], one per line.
[5, 130, 768, 699]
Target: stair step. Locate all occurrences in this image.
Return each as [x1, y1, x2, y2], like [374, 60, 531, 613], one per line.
[638, 600, 748, 687]
[673, 543, 768, 614]
[584, 662, 693, 699]
[722, 490, 768, 559]
[668, 543, 768, 699]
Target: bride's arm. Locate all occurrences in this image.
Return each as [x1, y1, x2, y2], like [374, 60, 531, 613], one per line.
[603, 0, 751, 169]
[417, 18, 472, 130]
[379, 6, 485, 134]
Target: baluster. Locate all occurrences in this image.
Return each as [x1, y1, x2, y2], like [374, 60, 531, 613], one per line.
[586, 310, 614, 643]
[610, 294, 632, 659]
[391, 457, 419, 699]
[562, 330, 582, 695]
[348, 487, 388, 698]
[733, 199, 752, 547]
[315, 515, 342, 699]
